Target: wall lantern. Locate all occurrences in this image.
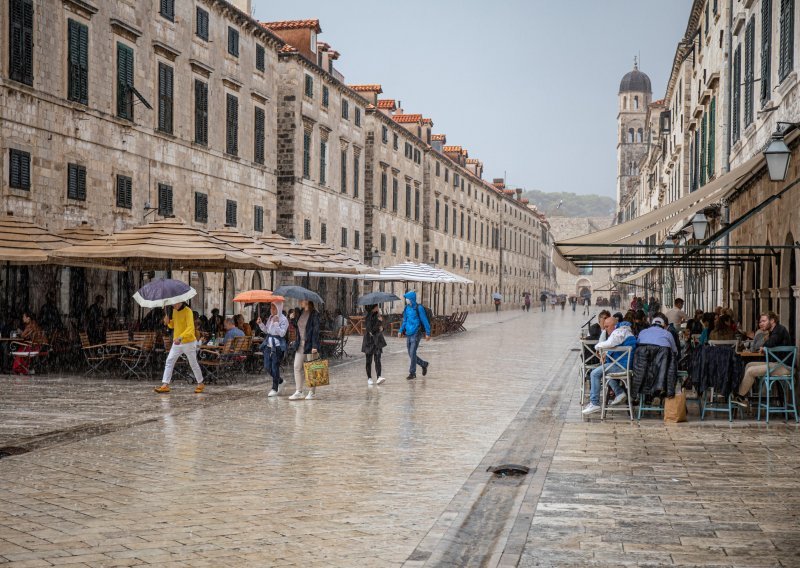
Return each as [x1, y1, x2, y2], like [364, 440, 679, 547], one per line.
[691, 213, 709, 240]
[764, 134, 791, 182]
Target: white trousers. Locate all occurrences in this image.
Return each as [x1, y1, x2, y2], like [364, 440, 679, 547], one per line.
[292, 342, 314, 393]
[162, 340, 204, 384]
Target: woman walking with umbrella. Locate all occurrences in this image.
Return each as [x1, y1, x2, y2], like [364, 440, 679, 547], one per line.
[257, 298, 288, 397]
[358, 291, 397, 386]
[134, 279, 205, 394]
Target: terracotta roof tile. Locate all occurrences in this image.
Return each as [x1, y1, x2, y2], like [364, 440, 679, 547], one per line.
[442, 145, 462, 152]
[431, 134, 446, 141]
[466, 158, 480, 164]
[262, 19, 322, 33]
[349, 84, 383, 93]
[421, 118, 433, 125]
[279, 44, 298, 53]
[392, 113, 423, 123]
[377, 99, 396, 109]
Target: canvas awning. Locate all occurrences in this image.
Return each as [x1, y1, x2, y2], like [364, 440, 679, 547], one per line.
[50, 219, 274, 271]
[59, 223, 110, 244]
[208, 228, 310, 271]
[552, 247, 579, 275]
[260, 234, 375, 274]
[556, 150, 766, 260]
[616, 267, 654, 284]
[366, 262, 472, 284]
[0, 214, 67, 264]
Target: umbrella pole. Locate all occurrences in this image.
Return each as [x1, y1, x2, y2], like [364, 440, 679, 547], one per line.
[4, 261, 9, 317]
[222, 268, 228, 317]
[270, 269, 275, 291]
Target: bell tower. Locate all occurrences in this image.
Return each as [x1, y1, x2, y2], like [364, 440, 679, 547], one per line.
[616, 58, 652, 219]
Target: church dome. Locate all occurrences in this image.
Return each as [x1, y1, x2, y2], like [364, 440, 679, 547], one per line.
[619, 64, 652, 94]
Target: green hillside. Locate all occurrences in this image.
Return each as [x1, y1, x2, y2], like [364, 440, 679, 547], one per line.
[522, 190, 615, 218]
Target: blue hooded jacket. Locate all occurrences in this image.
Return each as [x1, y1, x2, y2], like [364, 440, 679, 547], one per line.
[400, 291, 431, 337]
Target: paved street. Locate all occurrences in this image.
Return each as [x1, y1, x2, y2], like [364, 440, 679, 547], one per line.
[1, 308, 799, 567]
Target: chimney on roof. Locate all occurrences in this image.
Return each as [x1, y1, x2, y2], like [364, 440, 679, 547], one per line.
[230, 0, 252, 15]
[262, 19, 322, 64]
[348, 84, 382, 105]
[492, 178, 505, 190]
[466, 159, 483, 179]
[397, 100, 403, 114]
[431, 134, 446, 153]
[516, 188, 523, 201]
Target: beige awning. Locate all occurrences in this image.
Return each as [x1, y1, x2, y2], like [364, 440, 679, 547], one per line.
[556, 150, 766, 258]
[552, 247, 579, 275]
[616, 267, 654, 284]
[50, 219, 274, 271]
[260, 234, 376, 274]
[59, 223, 110, 244]
[0, 214, 67, 264]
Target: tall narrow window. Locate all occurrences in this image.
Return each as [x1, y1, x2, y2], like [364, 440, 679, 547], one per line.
[744, 17, 755, 127]
[115, 174, 132, 208]
[444, 204, 449, 232]
[354, 230, 360, 250]
[414, 189, 420, 221]
[707, 97, 716, 179]
[116, 43, 134, 120]
[341, 99, 349, 120]
[225, 199, 237, 226]
[322, 85, 329, 107]
[391, 237, 397, 254]
[319, 140, 327, 185]
[381, 126, 388, 143]
[353, 154, 360, 197]
[380, 173, 388, 208]
[380, 233, 386, 252]
[9, 0, 34, 86]
[320, 222, 327, 243]
[160, 0, 174, 21]
[393, 134, 398, 150]
[303, 130, 311, 178]
[256, 44, 265, 72]
[67, 19, 89, 104]
[194, 80, 208, 145]
[405, 184, 411, 218]
[700, 112, 707, 186]
[228, 27, 239, 57]
[157, 62, 174, 134]
[9, 149, 30, 190]
[195, 192, 208, 223]
[340, 148, 347, 193]
[304, 75, 313, 97]
[762, 0, 773, 106]
[254, 107, 265, 164]
[779, 0, 795, 81]
[341, 227, 348, 248]
[158, 183, 173, 216]
[67, 163, 86, 201]
[303, 219, 311, 240]
[732, 44, 741, 142]
[355, 107, 361, 126]
[226, 94, 238, 155]
[392, 178, 398, 212]
[254, 206, 264, 232]
[196, 7, 209, 41]
[435, 199, 440, 229]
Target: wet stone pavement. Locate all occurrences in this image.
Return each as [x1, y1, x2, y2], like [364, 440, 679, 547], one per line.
[0, 308, 799, 567]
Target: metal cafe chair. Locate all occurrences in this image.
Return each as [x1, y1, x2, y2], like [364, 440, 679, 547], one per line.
[756, 347, 798, 423]
[600, 346, 634, 420]
[578, 339, 600, 406]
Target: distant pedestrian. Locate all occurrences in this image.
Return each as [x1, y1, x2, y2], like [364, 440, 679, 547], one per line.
[571, 297, 577, 312]
[399, 291, 431, 380]
[288, 300, 321, 400]
[550, 296, 557, 310]
[154, 302, 205, 394]
[523, 292, 531, 312]
[362, 304, 387, 386]
[257, 300, 288, 397]
[560, 297, 566, 310]
[583, 296, 591, 315]
[539, 292, 547, 312]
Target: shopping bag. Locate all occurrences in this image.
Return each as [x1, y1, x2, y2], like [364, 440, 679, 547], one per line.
[304, 356, 330, 388]
[664, 390, 687, 423]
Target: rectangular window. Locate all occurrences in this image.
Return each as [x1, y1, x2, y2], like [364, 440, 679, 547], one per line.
[452, 209, 456, 235]
[460, 212, 465, 238]
[195, 192, 208, 223]
[445, 168, 449, 182]
[319, 140, 327, 185]
[116, 43, 134, 120]
[158, 183, 173, 216]
[9, 0, 34, 86]
[256, 44, 265, 72]
[254, 107, 266, 164]
[226, 93, 238, 155]
[435, 200, 440, 229]
[225, 199, 237, 226]
[341, 227, 348, 248]
[391, 237, 397, 254]
[342, 99, 349, 120]
[322, 85, 329, 107]
[405, 240, 410, 257]
[67, 19, 89, 105]
[779, 0, 795, 81]
[380, 233, 386, 252]
[354, 230, 360, 250]
[160, 0, 174, 20]
[380, 173, 388, 208]
[303, 131, 311, 178]
[115, 174, 132, 208]
[353, 155, 359, 197]
[708, 97, 716, 179]
[444, 204, 449, 232]
[9, 149, 31, 190]
[382, 126, 388, 143]
[254, 205, 264, 232]
[762, 0, 773, 106]
[414, 189, 420, 221]
[194, 80, 208, 145]
[340, 149, 347, 193]
[414, 243, 419, 259]
[405, 184, 412, 218]
[304, 75, 313, 97]
[732, 44, 741, 143]
[355, 107, 361, 126]
[744, 17, 755, 127]
[435, 162, 440, 176]
[67, 163, 86, 200]
[393, 134, 399, 150]
[157, 62, 174, 134]
[404, 142, 412, 159]
[196, 7, 209, 41]
[320, 222, 327, 244]
[392, 178, 398, 212]
[228, 27, 239, 57]
[304, 219, 311, 240]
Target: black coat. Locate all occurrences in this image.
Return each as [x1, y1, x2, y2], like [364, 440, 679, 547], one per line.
[631, 344, 678, 399]
[361, 311, 387, 355]
[689, 344, 743, 397]
[290, 309, 321, 354]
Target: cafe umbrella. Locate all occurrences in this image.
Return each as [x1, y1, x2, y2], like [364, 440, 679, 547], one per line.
[274, 285, 324, 305]
[133, 278, 196, 308]
[357, 291, 400, 306]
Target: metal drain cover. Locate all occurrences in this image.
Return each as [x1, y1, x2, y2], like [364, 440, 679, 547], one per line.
[487, 464, 530, 476]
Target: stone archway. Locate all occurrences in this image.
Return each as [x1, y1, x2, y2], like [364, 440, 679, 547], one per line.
[576, 278, 592, 299]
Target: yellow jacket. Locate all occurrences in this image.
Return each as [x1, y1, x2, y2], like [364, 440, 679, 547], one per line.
[168, 305, 196, 343]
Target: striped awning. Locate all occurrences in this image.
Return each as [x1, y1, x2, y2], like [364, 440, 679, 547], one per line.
[366, 262, 472, 284]
[0, 214, 67, 264]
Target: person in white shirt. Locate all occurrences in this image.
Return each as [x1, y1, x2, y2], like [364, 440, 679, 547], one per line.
[257, 301, 289, 397]
[665, 298, 687, 327]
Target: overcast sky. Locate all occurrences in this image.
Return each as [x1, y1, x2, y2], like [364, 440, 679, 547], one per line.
[253, 0, 693, 199]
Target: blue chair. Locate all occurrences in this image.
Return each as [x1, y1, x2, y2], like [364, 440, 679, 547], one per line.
[600, 347, 633, 420]
[578, 339, 600, 406]
[756, 347, 798, 423]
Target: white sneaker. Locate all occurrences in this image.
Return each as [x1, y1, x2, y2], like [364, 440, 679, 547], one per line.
[267, 389, 279, 397]
[367, 378, 374, 386]
[582, 403, 601, 415]
[610, 393, 627, 406]
[305, 391, 316, 400]
[376, 376, 386, 385]
[288, 391, 304, 400]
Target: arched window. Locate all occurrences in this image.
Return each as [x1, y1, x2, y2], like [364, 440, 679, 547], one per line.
[634, 96, 639, 109]
[628, 128, 634, 143]
[636, 128, 643, 143]
[623, 96, 627, 109]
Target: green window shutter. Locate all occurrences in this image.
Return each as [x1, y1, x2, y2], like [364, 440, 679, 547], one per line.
[744, 17, 755, 126]
[380, 173, 387, 208]
[322, 85, 329, 107]
[67, 19, 89, 104]
[116, 175, 132, 208]
[415, 189, 420, 221]
[158, 183, 173, 216]
[340, 149, 347, 193]
[405, 184, 411, 218]
[196, 8, 209, 40]
[9, 0, 34, 85]
[319, 141, 326, 185]
[302, 131, 311, 178]
[67, 163, 86, 200]
[226, 94, 238, 155]
[9, 149, 31, 190]
[305, 75, 313, 97]
[254, 206, 264, 232]
[116, 43, 134, 120]
[392, 178, 398, 211]
[194, 80, 208, 145]
[225, 199, 237, 227]
[732, 45, 741, 142]
[254, 107, 265, 164]
[779, 0, 795, 81]
[708, 97, 716, 178]
[256, 44, 265, 71]
[353, 155, 359, 197]
[304, 219, 311, 240]
[158, 63, 173, 133]
[228, 27, 239, 57]
[194, 192, 208, 223]
[160, 0, 174, 21]
[762, 0, 772, 105]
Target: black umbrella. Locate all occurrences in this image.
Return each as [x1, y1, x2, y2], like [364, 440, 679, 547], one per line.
[274, 285, 324, 305]
[357, 291, 400, 306]
[133, 278, 196, 308]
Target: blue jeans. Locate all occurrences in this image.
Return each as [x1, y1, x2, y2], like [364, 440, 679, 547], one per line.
[589, 362, 626, 406]
[263, 347, 283, 391]
[406, 333, 427, 375]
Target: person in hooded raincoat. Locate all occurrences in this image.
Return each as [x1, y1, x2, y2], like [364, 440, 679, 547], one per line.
[257, 300, 288, 397]
[398, 291, 431, 380]
[362, 304, 387, 386]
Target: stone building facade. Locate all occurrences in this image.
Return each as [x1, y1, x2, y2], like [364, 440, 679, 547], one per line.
[616, 61, 652, 222]
[549, 216, 613, 298]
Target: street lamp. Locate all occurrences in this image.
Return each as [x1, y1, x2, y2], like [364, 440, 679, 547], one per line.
[691, 213, 709, 240]
[764, 133, 791, 182]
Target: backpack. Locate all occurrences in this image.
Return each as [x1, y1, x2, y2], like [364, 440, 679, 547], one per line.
[417, 304, 433, 327]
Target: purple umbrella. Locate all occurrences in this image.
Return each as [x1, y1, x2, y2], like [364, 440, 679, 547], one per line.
[133, 278, 196, 308]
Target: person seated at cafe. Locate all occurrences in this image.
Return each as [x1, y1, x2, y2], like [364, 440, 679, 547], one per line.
[732, 312, 794, 407]
[746, 318, 770, 351]
[206, 308, 223, 335]
[233, 313, 252, 336]
[636, 316, 677, 355]
[698, 313, 716, 345]
[582, 315, 637, 415]
[220, 317, 245, 345]
[105, 308, 119, 331]
[709, 314, 736, 341]
[665, 298, 687, 327]
[587, 310, 611, 340]
[38, 293, 62, 334]
[86, 295, 106, 345]
[632, 309, 650, 336]
[12, 311, 42, 375]
[687, 309, 705, 335]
